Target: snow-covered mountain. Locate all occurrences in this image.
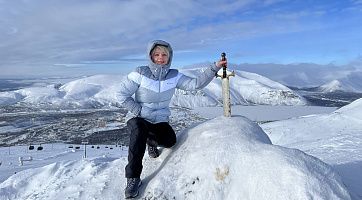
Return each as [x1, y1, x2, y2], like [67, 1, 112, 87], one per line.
[261, 98, 362, 199]
[319, 80, 345, 92]
[232, 62, 362, 92]
[318, 72, 362, 93]
[0, 69, 306, 109]
[0, 116, 350, 200]
[172, 68, 306, 107]
[0, 74, 125, 108]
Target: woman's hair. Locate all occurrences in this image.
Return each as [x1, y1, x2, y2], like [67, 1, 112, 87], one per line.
[151, 45, 170, 58]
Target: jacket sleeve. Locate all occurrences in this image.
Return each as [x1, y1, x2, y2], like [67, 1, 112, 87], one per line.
[116, 71, 142, 116]
[176, 63, 219, 91]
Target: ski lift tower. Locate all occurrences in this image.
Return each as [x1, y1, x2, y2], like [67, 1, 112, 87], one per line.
[216, 52, 235, 117]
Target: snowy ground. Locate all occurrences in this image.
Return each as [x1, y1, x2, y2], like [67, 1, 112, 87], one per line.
[0, 143, 128, 183]
[261, 99, 362, 200]
[194, 105, 337, 122]
[0, 115, 352, 200]
[0, 105, 336, 182]
[1, 104, 359, 199]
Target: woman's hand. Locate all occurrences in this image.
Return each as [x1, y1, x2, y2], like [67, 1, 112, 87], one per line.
[215, 60, 227, 68]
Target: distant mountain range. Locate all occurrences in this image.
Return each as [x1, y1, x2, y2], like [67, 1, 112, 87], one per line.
[0, 68, 307, 109]
[318, 72, 362, 93]
[217, 62, 362, 93]
[172, 68, 306, 108]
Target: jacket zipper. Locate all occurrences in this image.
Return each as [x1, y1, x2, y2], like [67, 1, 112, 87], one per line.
[158, 68, 162, 93]
[156, 68, 162, 122]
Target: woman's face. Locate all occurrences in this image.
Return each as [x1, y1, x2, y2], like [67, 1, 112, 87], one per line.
[152, 48, 169, 65]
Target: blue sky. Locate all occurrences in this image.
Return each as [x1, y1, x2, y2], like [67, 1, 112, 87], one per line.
[1, 0, 362, 78]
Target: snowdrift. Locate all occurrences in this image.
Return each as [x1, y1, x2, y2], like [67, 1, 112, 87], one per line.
[336, 97, 362, 119]
[142, 116, 349, 199]
[261, 98, 362, 160]
[261, 98, 362, 199]
[0, 116, 350, 200]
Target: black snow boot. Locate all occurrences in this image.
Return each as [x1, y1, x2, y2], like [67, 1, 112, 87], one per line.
[125, 178, 141, 199]
[147, 145, 160, 158]
[147, 138, 160, 158]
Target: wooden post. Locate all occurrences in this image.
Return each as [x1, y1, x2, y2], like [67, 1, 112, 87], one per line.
[217, 52, 235, 117]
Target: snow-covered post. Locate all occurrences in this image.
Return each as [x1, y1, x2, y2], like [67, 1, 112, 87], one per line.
[216, 52, 235, 117]
[82, 141, 89, 158]
[18, 157, 23, 166]
[18, 156, 33, 166]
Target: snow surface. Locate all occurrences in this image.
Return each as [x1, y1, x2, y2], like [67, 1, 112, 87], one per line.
[261, 98, 362, 199]
[0, 71, 360, 199]
[194, 105, 337, 122]
[0, 116, 351, 200]
[0, 68, 306, 109]
[0, 143, 128, 184]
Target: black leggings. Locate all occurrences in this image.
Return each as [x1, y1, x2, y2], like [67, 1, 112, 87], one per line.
[125, 117, 176, 178]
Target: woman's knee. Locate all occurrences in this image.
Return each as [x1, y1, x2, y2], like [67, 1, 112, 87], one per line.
[163, 134, 176, 148]
[127, 117, 146, 130]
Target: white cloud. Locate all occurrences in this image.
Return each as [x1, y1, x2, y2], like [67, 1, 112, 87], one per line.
[1, 1, 254, 67]
[0, 0, 361, 77]
[352, 0, 362, 5]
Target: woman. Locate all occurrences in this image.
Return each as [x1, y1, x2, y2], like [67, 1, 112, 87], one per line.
[118, 40, 226, 198]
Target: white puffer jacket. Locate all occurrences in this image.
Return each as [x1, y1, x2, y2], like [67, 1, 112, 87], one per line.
[117, 40, 219, 123]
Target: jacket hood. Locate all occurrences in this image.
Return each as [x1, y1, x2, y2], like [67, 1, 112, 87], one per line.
[147, 40, 173, 79]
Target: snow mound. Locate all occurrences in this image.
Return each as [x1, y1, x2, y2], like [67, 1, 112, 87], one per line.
[262, 98, 362, 152]
[143, 116, 349, 199]
[0, 116, 350, 200]
[0, 157, 127, 200]
[261, 99, 362, 199]
[335, 98, 362, 120]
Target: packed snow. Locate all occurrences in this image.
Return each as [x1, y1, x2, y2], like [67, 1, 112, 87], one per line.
[0, 143, 128, 184]
[0, 116, 351, 200]
[261, 98, 362, 199]
[142, 116, 349, 200]
[194, 105, 337, 122]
